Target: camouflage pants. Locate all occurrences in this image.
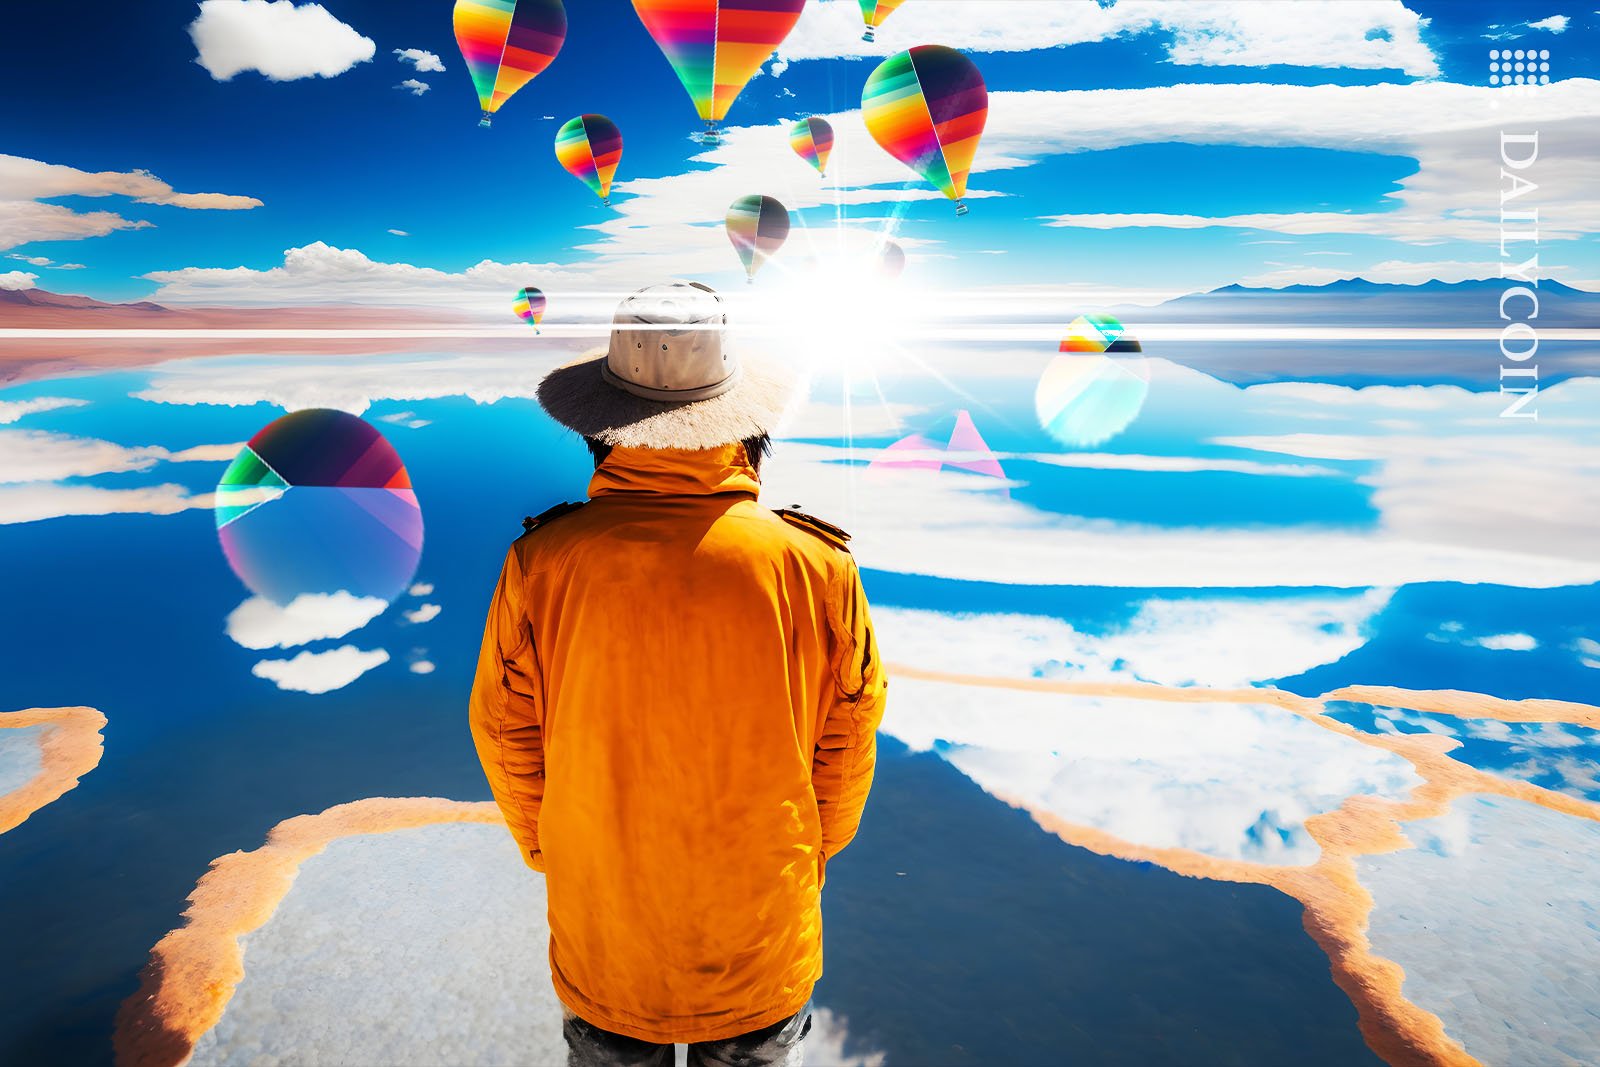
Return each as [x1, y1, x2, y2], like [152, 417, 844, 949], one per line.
[562, 1002, 812, 1067]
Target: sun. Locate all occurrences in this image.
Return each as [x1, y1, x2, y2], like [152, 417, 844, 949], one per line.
[734, 228, 921, 380]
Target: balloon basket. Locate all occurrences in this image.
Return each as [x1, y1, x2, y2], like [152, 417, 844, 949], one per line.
[954, 200, 970, 216]
[602, 197, 611, 207]
[693, 122, 724, 146]
[479, 112, 492, 128]
[862, 28, 876, 42]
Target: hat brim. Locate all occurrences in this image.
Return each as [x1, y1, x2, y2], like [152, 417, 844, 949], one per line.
[537, 347, 801, 450]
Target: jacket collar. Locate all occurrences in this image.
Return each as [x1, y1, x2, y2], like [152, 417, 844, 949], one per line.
[589, 443, 762, 499]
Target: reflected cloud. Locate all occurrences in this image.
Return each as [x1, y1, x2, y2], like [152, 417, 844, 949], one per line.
[878, 589, 1391, 688]
[134, 349, 582, 416]
[0, 397, 87, 425]
[251, 646, 390, 694]
[0, 429, 239, 483]
[402, 603, 440, 625]
[1358, 795, 1600, 1066]
[883, 677, 1420, 865]
[225, 593, 389, 651]
[0, 482, 207, 525]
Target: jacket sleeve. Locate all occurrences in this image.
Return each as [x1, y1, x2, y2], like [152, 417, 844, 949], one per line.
[468, 544, 548, 872]
[812, 557, 888, 862]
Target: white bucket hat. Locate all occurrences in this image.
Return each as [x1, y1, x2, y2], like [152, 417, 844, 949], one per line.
[537, 281, 798, 451]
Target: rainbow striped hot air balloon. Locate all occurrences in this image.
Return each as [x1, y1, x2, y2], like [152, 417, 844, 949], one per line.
[1061, 314, 1143, 354]
[859, 0, 908, 42]
[862, 45, 988, 215]
[725, 194, 790, 283]
[1036, 316, 1149, 448]
[454, 0, 567, 127]
[555, 114, 623, 204]
[790, 116, 834, 177]
[514, 286, 547, 331]
[633, 0, 806, 144]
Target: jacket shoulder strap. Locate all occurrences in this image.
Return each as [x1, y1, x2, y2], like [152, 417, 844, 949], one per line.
[774, 506, 852, 551]
[522, 500, 586, 534]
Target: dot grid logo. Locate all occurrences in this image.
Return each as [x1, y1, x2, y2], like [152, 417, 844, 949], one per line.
[1489, 48, 1551, 95]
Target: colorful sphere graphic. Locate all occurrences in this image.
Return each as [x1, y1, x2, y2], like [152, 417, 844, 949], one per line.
[1035, 316, 1149, 448]
[215, 409, 424, 605]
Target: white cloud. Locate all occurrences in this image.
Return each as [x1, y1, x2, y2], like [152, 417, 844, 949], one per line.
[393, 48, 445, 73]
[0, 483, 207, 525]
[1031, 79, 1600, 245]
[0, 154, 262, 210]
[396, 79, 430, 97]
[189, 0, 375, 82]
[0, 201, 151, 250]
[143, 241, 590, 309]
[1527, 15, 1570, 32]
[884, 676, 1420, 865]
[386, 229, 409, 237]
[778, 0, 1438, 76]
[226, 592, 389, 650]
[408, 660, 435, 675]
[0, 153, 261, 252]
[403, 603, 440, 625]
[1472, 633, 1538, 652]
[0, 397, 87, 425]
[3, 253, 87, 271]
[135, 78, 1600, 300]
[0, 270, 37, 290]
[408, 583, 434, 597]
[252, 645, 390, 693]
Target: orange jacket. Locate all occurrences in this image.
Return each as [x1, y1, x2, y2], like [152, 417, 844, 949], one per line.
[468, 442, 887, 1044]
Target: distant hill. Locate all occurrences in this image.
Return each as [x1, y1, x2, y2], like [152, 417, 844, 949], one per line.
[0, 288, 172, 315]
[0, 286, 475, 328]
[1118, 278, 1600, 329]
[1111, 278, 1600, 388]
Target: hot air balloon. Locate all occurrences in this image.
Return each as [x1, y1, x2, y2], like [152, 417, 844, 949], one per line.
[555, 114, 623, 205]
[514, 287, 547, 331]
[790, 116, 834, 177]
[725, 195, 790, 283]
[858, 0, 908, 42]
[1036, 316, 1149, 448]
[862, 45, 988, 215]
[1060, 313, 1143, 353]
[877, 239, 906, 279]
[632, 0, 806, 144]
[454, 0, 567, 127]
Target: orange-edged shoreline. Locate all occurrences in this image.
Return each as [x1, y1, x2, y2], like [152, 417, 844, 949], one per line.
[0, 706, 106, 835]
[110, 672, 1600, 1067]
[113, 797, 502, 1067]
[887, 664, 1600, 1067]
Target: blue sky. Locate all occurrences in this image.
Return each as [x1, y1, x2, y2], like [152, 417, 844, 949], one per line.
[0, 0, 1596, 306]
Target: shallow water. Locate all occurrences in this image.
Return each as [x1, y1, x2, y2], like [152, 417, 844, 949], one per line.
[1, 342, 1595, 1063]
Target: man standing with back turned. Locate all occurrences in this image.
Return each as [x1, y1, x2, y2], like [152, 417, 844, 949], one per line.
[469, 281, 888, 1067]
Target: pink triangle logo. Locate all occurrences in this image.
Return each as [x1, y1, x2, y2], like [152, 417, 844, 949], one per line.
[869, 410, 1008, 495]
